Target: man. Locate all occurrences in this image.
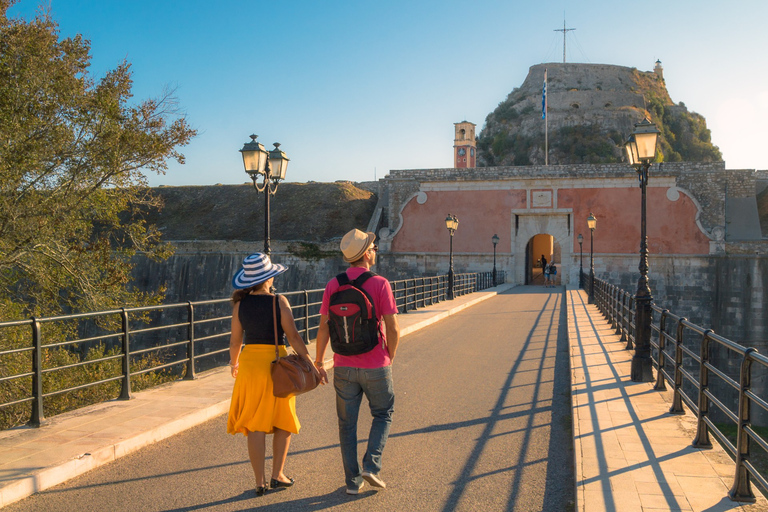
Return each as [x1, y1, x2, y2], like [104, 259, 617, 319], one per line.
[315, 228, 400, 495]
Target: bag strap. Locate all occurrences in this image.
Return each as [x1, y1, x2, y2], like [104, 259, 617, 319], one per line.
[336, 272, 350, 286]
[273, 295, 280, 362]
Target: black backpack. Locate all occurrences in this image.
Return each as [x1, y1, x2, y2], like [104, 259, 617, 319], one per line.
[327, 271, 380, 356]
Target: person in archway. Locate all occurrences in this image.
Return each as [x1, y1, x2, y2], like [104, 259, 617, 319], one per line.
[541, 254, 547, 269]
[543, 262, 552, 287]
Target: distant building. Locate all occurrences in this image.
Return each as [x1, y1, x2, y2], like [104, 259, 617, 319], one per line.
[654, 59, 664, 81]
[453, 121, 476, 168]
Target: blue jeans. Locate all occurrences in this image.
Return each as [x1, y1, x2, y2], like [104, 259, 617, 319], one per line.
[333, 365, 395, 489]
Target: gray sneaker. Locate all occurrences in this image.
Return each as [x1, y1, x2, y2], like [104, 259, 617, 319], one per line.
[346, 481, 364, 495]
[361, 471, 386, 489]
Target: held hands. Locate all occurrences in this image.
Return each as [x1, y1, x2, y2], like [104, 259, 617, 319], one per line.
[313, 360, 329, 385]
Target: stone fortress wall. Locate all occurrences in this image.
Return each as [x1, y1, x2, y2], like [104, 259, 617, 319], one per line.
[372, 162, 768, 349]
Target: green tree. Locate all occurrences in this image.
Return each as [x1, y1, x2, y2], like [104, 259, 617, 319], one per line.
[0, 2, 196, 319]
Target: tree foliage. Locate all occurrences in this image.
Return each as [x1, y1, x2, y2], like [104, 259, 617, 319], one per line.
[0, 3, 196, 319]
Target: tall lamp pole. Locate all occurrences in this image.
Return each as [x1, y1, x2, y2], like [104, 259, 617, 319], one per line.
[240, 135, 289, 255]
[625, 118, 660, 382]
[587, 214, 596, 303]
[577, 233, 584, 288]
[492, 234, 499, 286]
[445, 214, 459, 299]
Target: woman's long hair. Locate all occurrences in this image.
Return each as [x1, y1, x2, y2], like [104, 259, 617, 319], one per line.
[231, 281, 269, 303]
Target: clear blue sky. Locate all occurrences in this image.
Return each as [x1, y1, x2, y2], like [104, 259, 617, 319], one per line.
[9, 1, 768, 186]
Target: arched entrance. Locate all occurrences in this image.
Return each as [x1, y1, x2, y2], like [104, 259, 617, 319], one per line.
[525, 234, 556, 285]
[511, 211, 572, 286]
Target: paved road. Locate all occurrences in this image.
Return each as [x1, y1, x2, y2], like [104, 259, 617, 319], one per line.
[4, 287, 573, 512]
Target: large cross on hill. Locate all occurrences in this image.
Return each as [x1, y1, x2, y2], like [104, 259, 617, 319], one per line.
[554, 20, 575, 63]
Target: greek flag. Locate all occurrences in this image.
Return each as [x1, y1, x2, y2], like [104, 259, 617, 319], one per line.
[542, 69, 547, 119]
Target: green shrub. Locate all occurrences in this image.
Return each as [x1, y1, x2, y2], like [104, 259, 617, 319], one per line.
[0, 341, 179, 430]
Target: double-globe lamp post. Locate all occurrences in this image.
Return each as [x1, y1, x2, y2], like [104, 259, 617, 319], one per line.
[240, 135, 290, 256]
[492, 234, 499, 286]
[587, 213, 596, 303]
[445, 214, 459, 300]
[625, 118, 661, 382]
[577, 233, 584, 288]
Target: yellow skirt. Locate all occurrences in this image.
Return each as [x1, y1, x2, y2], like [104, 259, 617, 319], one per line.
[227, 344, 300, 435]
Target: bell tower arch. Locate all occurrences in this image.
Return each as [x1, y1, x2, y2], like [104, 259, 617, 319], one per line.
[453, 121, 476, 168]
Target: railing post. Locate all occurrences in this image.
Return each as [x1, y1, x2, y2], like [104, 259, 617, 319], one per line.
[406, 279, 412, 312]
[184, 302, 196, 380]
[669, 318, 686, 414]
[692, 329, 713, 448]
[629, 295, 637, 352]
[304, 290, 310, 341]
[654, 310, 669, 391]
[119, 308, 132, 400]
[29, 317, 44, 427]
[622, 292, 630, 347]
[428, 277, 434, 306]
[729, 347, 757, 502]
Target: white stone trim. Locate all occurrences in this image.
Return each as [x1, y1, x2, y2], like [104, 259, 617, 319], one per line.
[420, 176, 676, 191]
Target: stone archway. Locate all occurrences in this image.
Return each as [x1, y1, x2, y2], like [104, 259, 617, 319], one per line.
[510, 210, 573, 286]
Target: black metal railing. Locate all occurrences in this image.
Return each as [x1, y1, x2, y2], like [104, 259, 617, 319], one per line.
[592, 277, 768, 503]
[0, 270, 505, 429]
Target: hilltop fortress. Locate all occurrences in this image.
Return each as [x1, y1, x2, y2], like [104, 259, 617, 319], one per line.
[479, 62, 720, 166]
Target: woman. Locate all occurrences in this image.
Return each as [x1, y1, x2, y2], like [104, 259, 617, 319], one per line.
[226, 253, 327, 496]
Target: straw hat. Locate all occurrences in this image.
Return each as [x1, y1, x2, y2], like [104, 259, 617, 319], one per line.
[340, 229, 376, 263]
[232, 253, 288, 289]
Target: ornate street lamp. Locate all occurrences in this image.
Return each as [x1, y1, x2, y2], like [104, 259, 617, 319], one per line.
[240, 135, 289, 255]
[492, 234, 500, 286]
[587, 213, 596, 304]
[445, 214, 459, 299]
[625, 118, 660, 382]
[577, 233, 584, 288]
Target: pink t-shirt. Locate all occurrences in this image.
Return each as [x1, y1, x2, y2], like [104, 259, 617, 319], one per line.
[320, 267, 398, 369]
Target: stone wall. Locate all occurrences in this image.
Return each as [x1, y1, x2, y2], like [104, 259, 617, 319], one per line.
[382, 162, 731, 242]
[131, 240, 348, 303]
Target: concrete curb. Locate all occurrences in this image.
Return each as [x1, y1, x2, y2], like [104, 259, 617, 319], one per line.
[0, 383, 232, 508]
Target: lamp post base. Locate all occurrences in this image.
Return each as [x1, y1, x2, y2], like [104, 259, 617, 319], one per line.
[631, 294, 654, 382]
[630, 355, 654, 382]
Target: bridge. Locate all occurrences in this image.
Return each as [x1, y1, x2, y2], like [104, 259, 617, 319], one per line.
[1, 285, 767, 511]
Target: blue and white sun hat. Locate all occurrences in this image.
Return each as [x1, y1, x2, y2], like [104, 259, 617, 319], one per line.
[232, 253, 288, 289]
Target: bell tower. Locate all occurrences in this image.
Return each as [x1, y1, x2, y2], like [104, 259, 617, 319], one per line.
[453, 121, 476, 168]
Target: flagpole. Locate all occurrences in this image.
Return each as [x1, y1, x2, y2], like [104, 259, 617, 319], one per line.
[543, 68, 548, 166]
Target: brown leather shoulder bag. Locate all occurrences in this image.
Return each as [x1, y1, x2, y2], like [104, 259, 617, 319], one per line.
[270, 295, 320, 398]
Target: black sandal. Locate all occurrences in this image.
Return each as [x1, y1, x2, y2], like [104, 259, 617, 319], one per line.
[270, 477, 295, 489]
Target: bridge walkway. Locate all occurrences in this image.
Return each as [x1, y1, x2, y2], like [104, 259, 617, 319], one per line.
[1, 285, 766, 510]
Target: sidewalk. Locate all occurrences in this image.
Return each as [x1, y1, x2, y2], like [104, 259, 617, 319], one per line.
[0, 284, 515, 508]
[567, 286, 768, 511]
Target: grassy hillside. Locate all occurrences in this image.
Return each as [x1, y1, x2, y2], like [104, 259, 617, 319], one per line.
[141, 181, 378, 242]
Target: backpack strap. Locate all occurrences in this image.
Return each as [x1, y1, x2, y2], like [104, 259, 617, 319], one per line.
[336, 272, 351, 286]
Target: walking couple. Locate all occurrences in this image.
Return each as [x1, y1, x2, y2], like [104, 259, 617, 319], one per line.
[226, 228, 400, 497]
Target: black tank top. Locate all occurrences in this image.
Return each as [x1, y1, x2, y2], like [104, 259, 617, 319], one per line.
[238, 294, 285, 345]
